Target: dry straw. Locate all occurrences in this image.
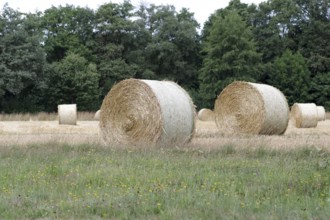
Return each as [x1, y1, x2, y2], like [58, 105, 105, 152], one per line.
[316, 106, 326, 121]
[197, 108, 215, 121]
[290, 103, 318, 128]
[99, 79, 196, 147]
[214, 81, 289, 135]
[58, 104, 77, 125]
[94, 110, 101, 120]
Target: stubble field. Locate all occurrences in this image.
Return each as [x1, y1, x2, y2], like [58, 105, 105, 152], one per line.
[0, 114, 329, 219]
[0, 117, 329, 151]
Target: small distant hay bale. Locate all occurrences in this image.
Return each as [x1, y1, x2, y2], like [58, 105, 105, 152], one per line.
[316, 106, 326, 121]
[197, 108, 214, 121]
[94, 110, 101, 120]
[58, 104, 77, 125]
[99, 79, 196, 147]
[214, 81, 289, 135]
[291, 103, 318, 128]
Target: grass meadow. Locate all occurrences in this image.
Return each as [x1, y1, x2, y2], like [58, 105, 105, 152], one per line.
[0, 113, 329, 219]
[0, 143, 329, 219]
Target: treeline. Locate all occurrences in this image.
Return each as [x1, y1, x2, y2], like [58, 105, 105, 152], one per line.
[0, 0, 329, 113]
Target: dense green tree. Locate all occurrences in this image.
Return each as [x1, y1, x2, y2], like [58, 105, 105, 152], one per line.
[310, 72, 330, 109]
[296, 0, 330, 109]
[134, 4, 201, 104]
[252, 0, 300, 63]
[93, 1, 139, 96]
[45, 53, 100, 111]
[1, 0, 330, 112]
[42, 5, 95, 62]
[268, 50, 311, 105]
[199, 11, 261, 108]
[201, 0, 257, 43]
[124, 4, 154, 79]
[0, 5, 46, 112]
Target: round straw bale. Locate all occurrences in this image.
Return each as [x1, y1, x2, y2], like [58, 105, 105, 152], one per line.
[214, 81, 289, 135]
[197, 108, 214, 121]
[316, 106, 326, 121]
[99, 79, 195, 147]
[58, 104, 77, 125]
[94, 110, 101, 120]
[290, 103, 318, 128]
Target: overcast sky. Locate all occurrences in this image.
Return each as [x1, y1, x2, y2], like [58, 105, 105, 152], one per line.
[2, 0, 265, 26]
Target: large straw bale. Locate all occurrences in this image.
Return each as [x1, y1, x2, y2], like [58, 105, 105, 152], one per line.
[58, 104, 77, 125]
[94, 110, 101, 120]
[214, 81, 289, 135]
[291, 103, 318, 128]
[99, 79, 195, 147]
[316, 106, 326, 121]
[197, 108, 214, 121]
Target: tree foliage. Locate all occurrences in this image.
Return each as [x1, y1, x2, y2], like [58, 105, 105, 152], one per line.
[136, 4, 201, 90]
[199, 11, 261, 108]
[0, 0, 329, 112]
[93, 1, 140, 96]
[42, 5, 95, 62]
[0, 5, 46, 112]
[268, 50, 311, 105]
[46, 53, 100, 111]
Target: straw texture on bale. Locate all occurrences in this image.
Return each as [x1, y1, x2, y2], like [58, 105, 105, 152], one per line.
[58, 104, 77, 125]
[94, 110, 101, 120]
[99, 79, 195, 147]
[316, 106, 326, 121]
[214, 81, 289, 135]
[197, 108, 215, 121]
[291, 103, 318, 128]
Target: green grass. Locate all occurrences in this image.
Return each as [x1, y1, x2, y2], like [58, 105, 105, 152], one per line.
[0, 144, 329, 219]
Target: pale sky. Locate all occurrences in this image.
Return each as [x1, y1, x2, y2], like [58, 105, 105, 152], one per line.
[2, 0, 265, 26]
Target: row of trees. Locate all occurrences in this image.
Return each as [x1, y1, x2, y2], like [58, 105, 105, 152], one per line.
[0, 0, 329, 113]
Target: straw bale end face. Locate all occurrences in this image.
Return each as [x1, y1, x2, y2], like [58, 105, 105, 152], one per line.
[58, 104, 77, 125]
[316, 106, 326, 121]
[198, 108, 215, 121]
[94, 110, 101, 120]
[214, 81, 289, 135]
[99, 79, 195, 148]
[290, 103, 318, 128]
